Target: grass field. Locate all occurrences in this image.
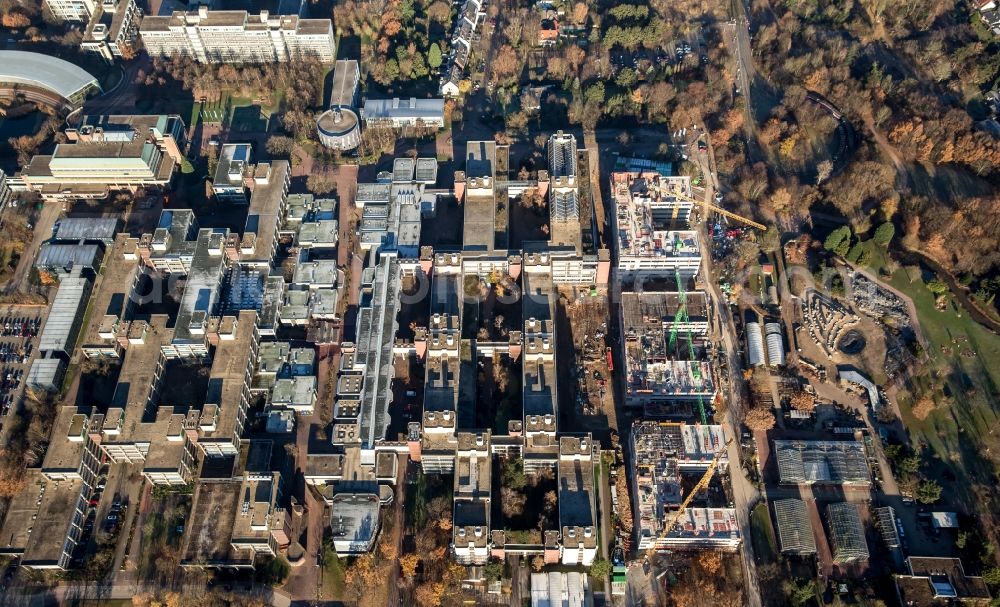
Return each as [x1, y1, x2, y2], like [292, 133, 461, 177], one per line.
[750, 503, 777, 565]
[886, 265, 1000, 462]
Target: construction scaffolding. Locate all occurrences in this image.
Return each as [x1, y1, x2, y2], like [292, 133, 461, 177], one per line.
[774, 440, 871, 485]
[773, 499, 817, 555]
[827, 502, 869, 563]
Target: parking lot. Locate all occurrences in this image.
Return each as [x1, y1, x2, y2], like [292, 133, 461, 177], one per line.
[0, 308, 44, 421]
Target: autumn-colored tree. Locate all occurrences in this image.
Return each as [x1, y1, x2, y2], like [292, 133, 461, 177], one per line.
[427, 0, 451, 24]
[789, 390, 816, 412]
[345, 553, 381, 601]
[501, 486, 527, 517]
[414, 581, 445, 607]
[744, 405, 776, 432]
[571, 2, 588, 24]
[565, 45, 586, 72]
[493, 45, 520, 80]
[2, 10, 30, 28]
[400, 553, 420, 580]
[307, 173, 336, 195]
[911, 395, 935, 421]
[531, 555, 545, 572]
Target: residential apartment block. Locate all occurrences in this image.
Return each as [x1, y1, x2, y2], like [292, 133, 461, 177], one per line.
[140, 7, 335, 63]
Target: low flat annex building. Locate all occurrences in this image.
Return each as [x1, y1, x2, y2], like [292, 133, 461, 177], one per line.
[15, 114, 185, 200]
[361, 97, 446, 129]
[330, 493, 380, 555]
[140, 7, 336, 63]
[895, 557, 992, 606]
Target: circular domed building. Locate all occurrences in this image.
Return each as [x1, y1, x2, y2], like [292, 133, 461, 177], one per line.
[316, 107, 360, 151]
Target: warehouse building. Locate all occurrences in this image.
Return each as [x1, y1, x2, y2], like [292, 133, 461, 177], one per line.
[53, 217, 120, 244]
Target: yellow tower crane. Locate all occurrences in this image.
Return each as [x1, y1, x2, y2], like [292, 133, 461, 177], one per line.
[647, 437, 734, 557]
[669, 190, 767, 231]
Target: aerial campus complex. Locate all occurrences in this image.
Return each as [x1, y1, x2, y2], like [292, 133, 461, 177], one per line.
[0, 118, 739, 588]
[3, 0, 999, 604]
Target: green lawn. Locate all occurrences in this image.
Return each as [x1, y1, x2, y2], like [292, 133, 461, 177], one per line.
[750, 503, 777, 565]
[856, 244, 1000, 456]
[886, 266, 1000, 460]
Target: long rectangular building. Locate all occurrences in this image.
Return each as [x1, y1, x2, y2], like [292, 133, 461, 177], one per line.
[140, 7, 335, 63]
[16, 114, 185, 200]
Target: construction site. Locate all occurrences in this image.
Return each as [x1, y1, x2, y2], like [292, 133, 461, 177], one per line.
[629, 421, 737, 552]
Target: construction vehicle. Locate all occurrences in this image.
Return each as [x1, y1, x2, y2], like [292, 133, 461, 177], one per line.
[647, 437, 734, 557]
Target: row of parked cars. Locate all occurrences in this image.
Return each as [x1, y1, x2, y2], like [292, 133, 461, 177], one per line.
[1, 316, 39, 338]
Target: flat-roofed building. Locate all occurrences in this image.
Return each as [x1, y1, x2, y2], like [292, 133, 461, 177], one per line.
[16, 114, 185, 200]
[453, 431, 491, 565]
[240, 161, 290, 269]
[141, 208, 199, 273]
[163, 229, 228, 359]
[621, 289, 710, 339]
[530, 572, 593, 607]
[81, 0, 141, 62]
[361, 97, 446, 129]
[213, 143, 253, 204]
[522, 266, 560, 473]
[631, 421, 729, 551]
[44, 0, 98, 22]
[180, 468, 288, 570]
[195, 311, 260, 458]
[34, 244, 101, 274]
[611, 169, 694, 231]
[558, 436, 597, 566]
[140, 7, 335, 63]
[330, 493, 380, 555]
[895, 557, 992, 607]
[657, 508, 741, 552]
[37, 268, 91, 356]
[269, 376, 317, 414]
[53, 217, 120, 244]
[79, 236, 144, 359]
